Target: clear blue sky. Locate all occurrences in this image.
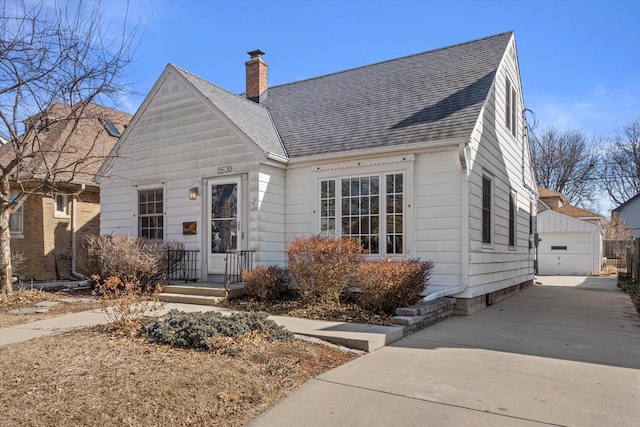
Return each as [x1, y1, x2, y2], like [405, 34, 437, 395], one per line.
[108, 0, 639, 140]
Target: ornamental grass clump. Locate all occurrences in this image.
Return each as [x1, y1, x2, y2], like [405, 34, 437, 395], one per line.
[143, 310, 293, 350]
[287, 236, 365, 305]
[356, 258, 433, 315]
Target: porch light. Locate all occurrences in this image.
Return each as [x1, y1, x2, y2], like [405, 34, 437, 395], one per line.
[189, 187, 198, 200]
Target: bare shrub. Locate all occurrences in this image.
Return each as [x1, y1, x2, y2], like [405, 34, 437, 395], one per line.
[11, 251, 26, 274]
[357, 258, 433, 315]
[93, 275, 163, 333]
[287, 236, 365, 305]
[242, 266, 292, 301]
[78, 235, 184, 289]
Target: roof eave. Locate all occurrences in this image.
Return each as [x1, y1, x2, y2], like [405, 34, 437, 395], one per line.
[287, 137, 464, 166]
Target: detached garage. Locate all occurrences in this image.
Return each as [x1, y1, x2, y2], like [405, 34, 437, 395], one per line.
[537, 209, 603, 276]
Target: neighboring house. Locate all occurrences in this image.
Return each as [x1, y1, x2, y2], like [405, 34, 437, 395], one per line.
[98, 32, 537, 315]
[537, 187, 603, 275]
[0, 103, 132, 280]
[611, 194, 640, 237]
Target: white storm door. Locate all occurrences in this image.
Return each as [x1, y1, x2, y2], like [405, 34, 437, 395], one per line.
[207, 177, 241, 274]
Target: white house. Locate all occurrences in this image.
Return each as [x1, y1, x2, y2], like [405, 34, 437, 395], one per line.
[537, 187, 603, 275]
[612, 194, 640, 237]
[98, 32, 537, 315]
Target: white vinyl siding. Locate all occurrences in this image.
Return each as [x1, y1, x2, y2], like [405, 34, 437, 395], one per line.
[100, 69, 287, 277]
[464, 35, 536, 298]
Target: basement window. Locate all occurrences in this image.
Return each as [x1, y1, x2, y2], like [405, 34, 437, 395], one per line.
[551, 245, 567, 250]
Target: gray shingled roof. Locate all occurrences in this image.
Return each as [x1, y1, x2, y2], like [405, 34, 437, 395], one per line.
[173, 65, 287, 159]
[263, 32, 513, 158]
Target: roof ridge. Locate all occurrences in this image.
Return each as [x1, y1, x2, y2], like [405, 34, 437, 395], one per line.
[170, 64, 272, 112]
[267, 31, 513, 91]
[555, 204, 602, 218]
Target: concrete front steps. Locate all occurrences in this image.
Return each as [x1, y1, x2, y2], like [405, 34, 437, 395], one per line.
[159, 283, 246, 305]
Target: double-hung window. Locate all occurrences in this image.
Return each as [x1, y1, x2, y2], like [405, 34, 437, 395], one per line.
[320, 173, 404, 255]
[482, 175, 492, 244]
[509, 191, 516, 247]
[54, 194, 69, 218]
[505, 77, 517, 137]
[138, 188, 164, 239]
[9, 194, 23, 235]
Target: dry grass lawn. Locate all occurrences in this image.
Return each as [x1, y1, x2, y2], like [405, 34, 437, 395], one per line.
[0, 288, 101, 327]
[0, 288, 361, 425]
[221, 296, 394, 326]
[0, 325, 357, 426]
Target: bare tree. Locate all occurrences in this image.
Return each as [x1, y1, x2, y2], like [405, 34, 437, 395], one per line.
[601, 117, 640, 206]
[530, 127, 600, 207]
[0, 0, 138, 294]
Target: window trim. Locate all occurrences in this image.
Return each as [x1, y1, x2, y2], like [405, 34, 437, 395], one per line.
[136, 186, 165, 240]
[505, 76, 517, 137]
[9, 194, 24, 237]
[54, 194, 70, 219]
[508, 190, 516, 247]
[481, 174, 493, 246]
[318, 172, 405, 256]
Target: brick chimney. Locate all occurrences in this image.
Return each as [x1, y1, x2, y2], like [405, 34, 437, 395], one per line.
[245, 49, 268, 103]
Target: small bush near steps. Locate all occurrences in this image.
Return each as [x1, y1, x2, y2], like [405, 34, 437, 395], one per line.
[143, 310, 293, 351]
[242, 265, 292, 301]
[78, 235, 184, 289]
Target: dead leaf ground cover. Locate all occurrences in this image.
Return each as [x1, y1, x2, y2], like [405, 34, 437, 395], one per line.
[220, 296, 394, 326]
[0, 325, 357, 426]
[0, 288, 101, 327]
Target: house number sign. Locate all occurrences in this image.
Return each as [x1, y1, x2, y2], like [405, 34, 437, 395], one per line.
[217, 165, 233, 175]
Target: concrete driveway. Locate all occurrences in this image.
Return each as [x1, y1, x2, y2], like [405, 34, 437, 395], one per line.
[248, 276, 640, 426]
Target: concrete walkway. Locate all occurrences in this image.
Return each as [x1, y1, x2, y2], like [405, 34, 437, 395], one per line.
[0, 301, 403, 351]
[248, 276, 640, 427]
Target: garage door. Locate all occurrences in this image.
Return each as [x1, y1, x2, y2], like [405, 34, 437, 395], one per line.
[538, 232, 592, 275]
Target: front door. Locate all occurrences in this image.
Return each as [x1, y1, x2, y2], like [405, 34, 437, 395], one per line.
[207, 177, 242, 274]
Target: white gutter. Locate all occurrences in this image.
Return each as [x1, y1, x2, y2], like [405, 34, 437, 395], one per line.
[423, 137, 471, 301]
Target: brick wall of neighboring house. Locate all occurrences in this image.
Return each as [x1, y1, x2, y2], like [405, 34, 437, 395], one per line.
[75, 189, 101, 271]
[11, 195, 45, 280]
[42, 195, 72, 280]
[10, 187, 101, 281]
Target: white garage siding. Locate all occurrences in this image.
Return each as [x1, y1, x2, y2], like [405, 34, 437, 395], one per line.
[537, 210, 602, 276]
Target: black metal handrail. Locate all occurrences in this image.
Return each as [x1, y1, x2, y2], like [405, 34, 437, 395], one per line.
[166, 249, 200, 283]
[224, 250, 254, 285]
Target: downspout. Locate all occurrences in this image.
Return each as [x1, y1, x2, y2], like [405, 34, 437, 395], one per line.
[70, 184, 86, 280]
[423, 138, 471, 301]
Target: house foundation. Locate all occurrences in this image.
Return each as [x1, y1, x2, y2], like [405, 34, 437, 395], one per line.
[454, 279, 534, 316]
